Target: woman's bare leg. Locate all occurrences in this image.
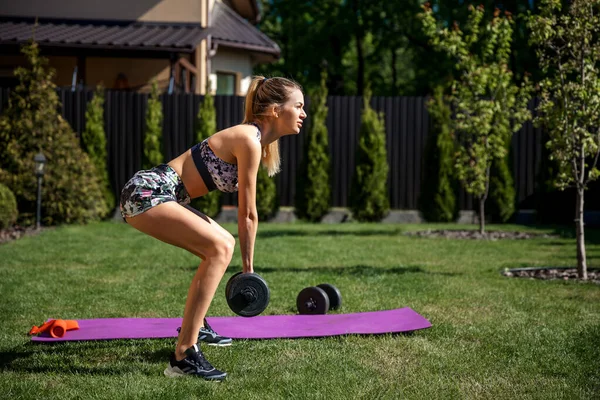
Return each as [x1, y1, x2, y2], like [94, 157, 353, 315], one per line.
[126, 201, 235, 360]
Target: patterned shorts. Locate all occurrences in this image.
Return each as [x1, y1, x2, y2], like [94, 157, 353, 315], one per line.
[119, 164, 191, 219]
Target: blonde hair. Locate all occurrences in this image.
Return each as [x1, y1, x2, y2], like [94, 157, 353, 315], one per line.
[243, 75, 303, 176]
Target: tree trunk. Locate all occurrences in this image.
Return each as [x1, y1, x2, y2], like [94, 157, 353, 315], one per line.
[575, 188, 588, 280]
[479, 165, 491, 235]
[479, 196, 485, 235]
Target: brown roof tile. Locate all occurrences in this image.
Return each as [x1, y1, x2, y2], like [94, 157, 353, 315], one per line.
[0, 20, 207, 53]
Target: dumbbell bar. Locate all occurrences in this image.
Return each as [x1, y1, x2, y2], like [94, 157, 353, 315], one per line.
[225, 272, 270, 317]
[296, 283, 342, 315]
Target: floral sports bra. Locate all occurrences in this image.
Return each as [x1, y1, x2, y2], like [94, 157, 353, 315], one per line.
[191, 123, 261, 193]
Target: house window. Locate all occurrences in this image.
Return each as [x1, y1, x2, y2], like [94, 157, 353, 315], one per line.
[216, 72, 236, 95]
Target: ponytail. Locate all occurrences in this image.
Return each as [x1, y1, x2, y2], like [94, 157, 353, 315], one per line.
[243, 75, 302, 176]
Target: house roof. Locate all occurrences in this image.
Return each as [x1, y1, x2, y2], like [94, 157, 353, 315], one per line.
[0, 5, 280, 58]
[0, 19, 208, 53]
[210, 1, 280, 57]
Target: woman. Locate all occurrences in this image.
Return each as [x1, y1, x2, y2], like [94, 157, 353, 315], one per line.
[119, 76, 306, 381]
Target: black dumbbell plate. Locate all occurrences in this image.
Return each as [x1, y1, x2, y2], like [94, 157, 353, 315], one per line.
[226, 273, 270, 317]
[317, 283, 342, 310]
[297, 286, 330, 315]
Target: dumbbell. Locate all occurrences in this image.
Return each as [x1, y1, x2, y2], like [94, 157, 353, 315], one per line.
[296, 283, 342, 315]
[225, 272, 270, 317]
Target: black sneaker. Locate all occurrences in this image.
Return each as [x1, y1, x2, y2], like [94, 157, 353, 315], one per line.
[200, 319, 233, 347]
[177, 319, 233, 347]
[163, 344, 227, 381]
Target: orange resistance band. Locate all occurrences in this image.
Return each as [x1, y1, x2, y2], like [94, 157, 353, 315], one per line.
[29, 319, 80, 338]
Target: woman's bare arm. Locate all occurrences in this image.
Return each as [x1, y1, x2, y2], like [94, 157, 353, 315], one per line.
[235, 130, 262, 273]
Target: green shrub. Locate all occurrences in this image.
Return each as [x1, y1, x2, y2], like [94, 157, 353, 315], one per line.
[189, 91, 221, 217]
[419, 86, 459, 222]
[0, 183, 18, 229]
[295, 69, 331, 222]
[256, 165, 278, 221]
[82, 85, 115, 216]
[349, 89, 390, 222]
[0, 41, 108, 225]
[143, 80, 164, 170]
[488, 151, 516, 223]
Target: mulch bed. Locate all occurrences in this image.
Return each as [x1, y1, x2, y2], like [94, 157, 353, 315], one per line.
[503, 267, 600, 284]
[405, 229, 557, 240]
[0, 225, 44, 244]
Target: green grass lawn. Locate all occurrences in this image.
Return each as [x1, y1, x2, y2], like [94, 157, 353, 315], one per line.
[0, 221, 598, 399]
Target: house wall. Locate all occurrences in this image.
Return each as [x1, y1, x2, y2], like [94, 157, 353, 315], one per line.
[210, 48, 253, 95]
[0, 55, 77, 87]
[86, 58, 171, 91]
[0, 0, 207, 24]
[0, 54, 172, 91]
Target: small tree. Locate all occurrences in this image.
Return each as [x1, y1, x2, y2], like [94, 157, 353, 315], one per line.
[421, 4, 531, 234]
[256, 165, 278, 221]
[295, 68, 331, 222]
[350, 88, 389, 222]
[528, 0, 600, 280]
[0, 41, 108, 224]
[419, 86, 459, 222]
[190, 89, 221, 217]
[82, 85, 115, 216]
[143, 80, 164, 170]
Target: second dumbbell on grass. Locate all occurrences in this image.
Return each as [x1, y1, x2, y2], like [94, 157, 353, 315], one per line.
[296, 283, 342, 315]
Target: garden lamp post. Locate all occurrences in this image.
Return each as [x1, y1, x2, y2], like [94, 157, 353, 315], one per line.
[34, 152, 46, 230]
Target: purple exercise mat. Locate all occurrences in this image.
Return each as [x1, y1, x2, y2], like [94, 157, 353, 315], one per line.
[31, 307, 431, 342]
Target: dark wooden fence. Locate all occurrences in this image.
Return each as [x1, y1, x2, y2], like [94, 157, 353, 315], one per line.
[0, 87, 555, 211]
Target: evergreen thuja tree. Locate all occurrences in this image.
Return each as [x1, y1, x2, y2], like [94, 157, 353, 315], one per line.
[295, 69, 331, 221]
[82, 85, 115, 216]
[143, 80, 164, 169]
[190, 90, 221, 217]
[0, 41, 108, 225]
[488, 145, 516, 222]
[419, 86, 459, 222]
[350, 88, 390, 222]
[0, 183, 18, 229]
[256, 164, 278, 221]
